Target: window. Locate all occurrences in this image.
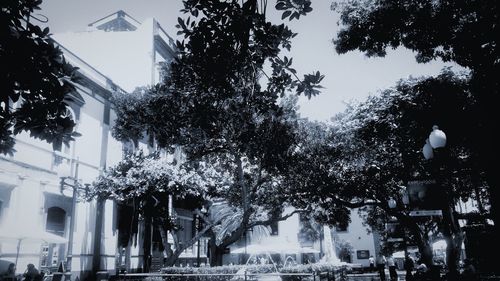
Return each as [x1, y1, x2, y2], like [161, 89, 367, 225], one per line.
[40, 244, 50, 267]
[357, 250, 370, 259]
[335, 224, 348, 232]
[46, 207, 66, 236]
[270, 221, 279, 236]
[51, 245, 59, 266]
[177, 217, 193, 245]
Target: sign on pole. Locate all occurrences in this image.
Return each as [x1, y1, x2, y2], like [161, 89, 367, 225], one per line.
[409, 210, 443, 217]
[387, 238, 404, 242]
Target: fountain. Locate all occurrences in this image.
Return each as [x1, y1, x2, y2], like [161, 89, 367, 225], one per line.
[320, 225, 342, 265]
[283, 256, 296, 268]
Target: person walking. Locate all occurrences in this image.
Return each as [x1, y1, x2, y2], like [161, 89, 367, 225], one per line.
[387, 255, 397, 281]
[404, 254, 415, 281]
[376, 253, 387, 281]
[369, 255, 375, 272]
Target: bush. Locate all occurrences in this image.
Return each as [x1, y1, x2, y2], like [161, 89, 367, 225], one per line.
[151, 263, 346, 281]
[279, 263, 346, 281]
[159, 264, 275, 281]
[245, 264, 277, 274]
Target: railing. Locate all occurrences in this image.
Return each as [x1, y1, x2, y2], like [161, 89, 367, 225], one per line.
[112, 269, 346, 281]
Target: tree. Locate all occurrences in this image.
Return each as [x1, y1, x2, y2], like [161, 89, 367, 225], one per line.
[90, 151, 224, 270]
[334, 238, 354, 263]
[1, 0, 79, 155]
[110, 0, 323, 266]
[332, 0, 500, 271]
[286, 71, 487, 273]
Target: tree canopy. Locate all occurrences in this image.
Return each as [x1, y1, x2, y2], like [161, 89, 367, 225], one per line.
[333, 0, 498, 71]
[1, 0, 79, 155]
[100, 0, 324, 267]
[287, 71, 488, 269]
[332, 0, 498, 271]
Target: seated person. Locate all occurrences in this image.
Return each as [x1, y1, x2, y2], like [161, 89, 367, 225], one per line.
[22, 264, 41, 281]
[1, 263, 17, 281]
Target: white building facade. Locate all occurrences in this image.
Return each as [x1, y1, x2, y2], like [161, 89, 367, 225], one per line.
[333, 209, 381, 267]
[0, 11, 177, 279]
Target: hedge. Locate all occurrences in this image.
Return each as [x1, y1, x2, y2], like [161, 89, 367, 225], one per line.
[138, 263, 346, 281]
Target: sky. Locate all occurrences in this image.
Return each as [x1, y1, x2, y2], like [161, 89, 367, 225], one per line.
[39, 0, 458, 121]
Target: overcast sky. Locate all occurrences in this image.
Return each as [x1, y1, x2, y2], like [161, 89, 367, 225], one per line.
[40, 0, 457, 121]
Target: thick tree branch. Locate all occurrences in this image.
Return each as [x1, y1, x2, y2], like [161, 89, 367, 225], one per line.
[249, 209, 305, 227]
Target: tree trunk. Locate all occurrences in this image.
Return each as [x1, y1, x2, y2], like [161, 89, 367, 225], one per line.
[442, 205, 464, 279]
[142, 214, 153, 272]
[486, 169, 500, 274]
[162, 216, 217, 267]
[158, 223, 175, 266]
[474, 71, 499, 274]
[165, 246, 184, 267]
[416, 240, 433, 267]
[406, 220, 433, 266]
[208, 232, 224, 266]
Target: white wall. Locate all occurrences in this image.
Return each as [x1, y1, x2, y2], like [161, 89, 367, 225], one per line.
[334, 209, 377, 267]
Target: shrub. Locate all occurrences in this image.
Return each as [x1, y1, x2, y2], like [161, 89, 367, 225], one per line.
[279, 263, 346, 281]
[159, 264, 275, 281]
[152, 263, 346, 281]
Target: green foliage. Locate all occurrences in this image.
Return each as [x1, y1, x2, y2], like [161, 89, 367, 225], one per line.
[334, 239, 354, 262]
[331, 1, 499, 218]
[285, 71, 487, 255]
[161, 265, 241, 281]
[282, 120, 353, 227]
[280, 262, 344, 273]
[90, 151, 212, 247]
[110, 0, 325, 258]
[297, 213, 322, 243]
[90, 152, 203, 201]
[156, 263, 346, 281]
[0, 0, 79, 155]
[276, 0, 313, 21]
[280, 263, 347, 281]
[158, 264, 276, 281]
[331, 70, 485, 205]
[333, 0, 499, 70]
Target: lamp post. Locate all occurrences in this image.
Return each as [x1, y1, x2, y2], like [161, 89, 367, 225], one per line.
[421, 125, 461, 278]
[56, 158, 88, 276]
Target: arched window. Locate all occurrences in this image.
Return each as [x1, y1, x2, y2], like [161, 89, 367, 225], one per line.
[46, 207, 66, 237]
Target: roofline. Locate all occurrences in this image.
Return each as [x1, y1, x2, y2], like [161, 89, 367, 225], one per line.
[49, 37, 127, 94]
[88, 10, 141, 27]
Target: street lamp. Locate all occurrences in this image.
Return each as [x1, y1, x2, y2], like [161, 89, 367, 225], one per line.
[428, 125, 447, 149]
[422, 125, 447, 160]
[421, 125, 464, 278]
[402, 191, 410, 206]
[56, 159, 88, 275]
[388, 198, 397, 209]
